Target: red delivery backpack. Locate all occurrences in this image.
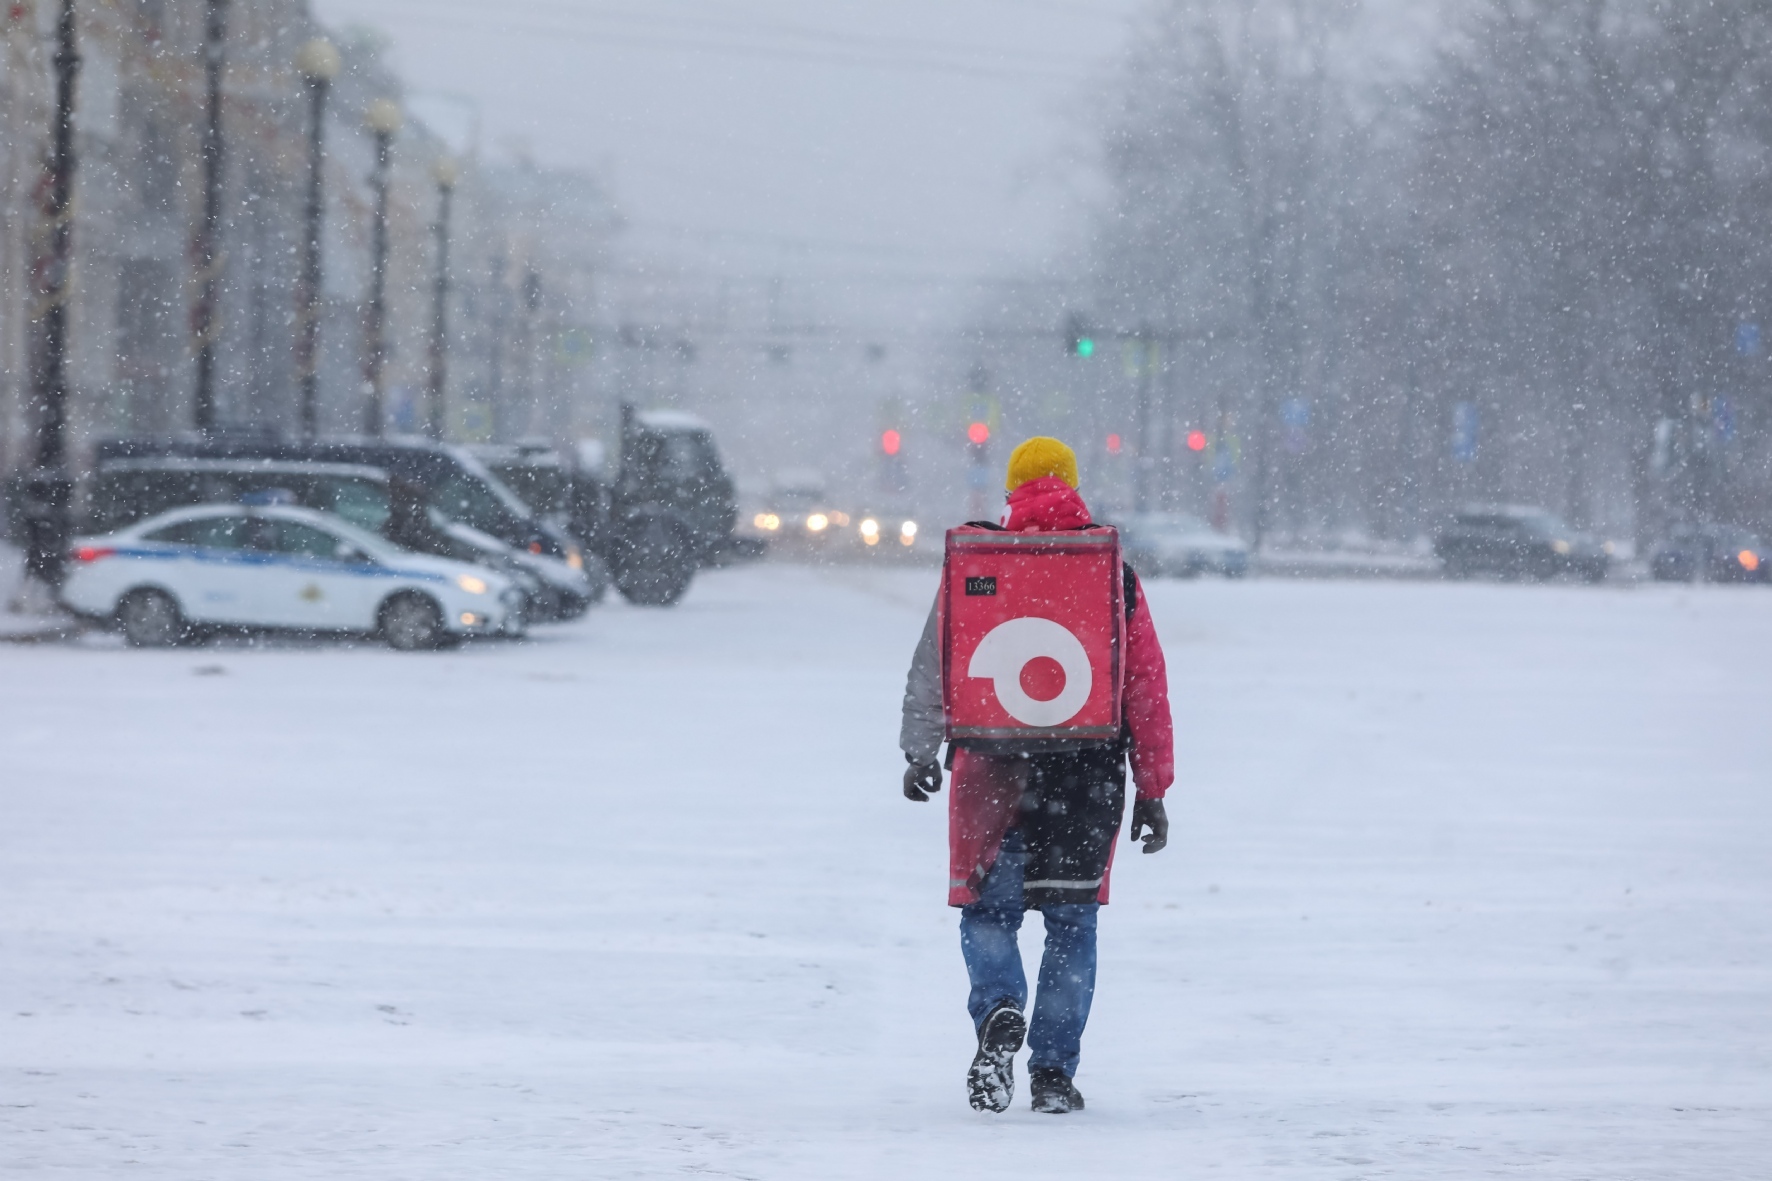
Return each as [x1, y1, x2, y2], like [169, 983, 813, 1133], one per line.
[939, 523, 1125, 752]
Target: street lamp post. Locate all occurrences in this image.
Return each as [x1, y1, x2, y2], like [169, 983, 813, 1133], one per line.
[362, 98, 402, 437]
[294, 38, 339, 439]
[20, 0, 80, 590]
[191, 0, 228, 435]
[426, 156, 458, 441]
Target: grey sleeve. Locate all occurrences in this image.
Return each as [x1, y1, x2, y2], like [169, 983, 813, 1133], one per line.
[899, 604, 944, 764]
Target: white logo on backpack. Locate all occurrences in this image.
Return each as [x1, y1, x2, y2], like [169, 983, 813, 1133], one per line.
[966, 617, 1093, 727]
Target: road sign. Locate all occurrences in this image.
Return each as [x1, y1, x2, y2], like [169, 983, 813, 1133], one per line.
[1714, 396, 1736, 442]
[1452, 402, 1478, 463]
[1281, 398, 1311, 454]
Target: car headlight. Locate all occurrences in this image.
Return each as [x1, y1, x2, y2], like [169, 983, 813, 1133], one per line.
[900, 520, 917, 546]
[456, 574, 489, 595]
[565, 545, 584, 571]
[807, 513, 829, 533]
[755, 513, 781, 531]
[859, 518, 880, 545]
[1741, 550, 1761, 572]
[1551, 539, 1571, 555]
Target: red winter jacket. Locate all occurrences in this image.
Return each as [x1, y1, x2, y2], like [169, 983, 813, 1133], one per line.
[898, 478, 1175, 905]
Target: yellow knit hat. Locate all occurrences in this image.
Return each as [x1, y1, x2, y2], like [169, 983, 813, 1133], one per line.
[1005, 436, 1079, 491]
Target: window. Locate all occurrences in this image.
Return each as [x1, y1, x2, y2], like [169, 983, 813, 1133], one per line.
[435, 472, 515, 535]
[657, 432, 717, 483]
[1518, 514, 1570, 538]
[323, 480, 392, 533]
[272, 521, 345, 560]
[145, 515, 243, 549]
[493, 464, 568, 515]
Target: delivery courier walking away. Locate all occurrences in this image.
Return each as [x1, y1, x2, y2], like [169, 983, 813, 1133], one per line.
[900, 436, 1174, 1115]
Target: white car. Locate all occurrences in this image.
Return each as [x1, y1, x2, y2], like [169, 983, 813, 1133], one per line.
[60, 504, 524, 649]
[1118, 512, 1250, 579]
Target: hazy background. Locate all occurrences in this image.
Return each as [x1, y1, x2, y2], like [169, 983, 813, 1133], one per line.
[312, 0, 1146, 329]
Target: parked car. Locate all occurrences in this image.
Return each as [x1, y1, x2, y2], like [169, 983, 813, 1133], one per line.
[1116, 512, 1249, 578]
[85, 455, 599, 619]
[1648, 523, 1768, 583]
[92, 438, 599, 619]
[60, 504, 522, 649]
[1433, 506, 1609, 582]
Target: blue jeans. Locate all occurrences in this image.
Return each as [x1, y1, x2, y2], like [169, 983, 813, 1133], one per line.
[960, 827, 1099, 1078]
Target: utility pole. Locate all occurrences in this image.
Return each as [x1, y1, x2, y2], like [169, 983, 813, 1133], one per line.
[1131, 327, 1157, 515]
[191, 0, 228, 435]
[514, 265, 540, 440]
[294, 38, 339, 439]
[361, 98, 401, 437]
[487, 253, 508, 441]
[425, 157, 458, 441]
[21, 0, 80, 589]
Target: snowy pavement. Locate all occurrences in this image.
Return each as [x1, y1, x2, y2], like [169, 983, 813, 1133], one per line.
[3, 566, 1769, 1178]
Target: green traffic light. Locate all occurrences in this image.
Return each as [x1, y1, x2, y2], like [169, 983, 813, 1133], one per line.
[1076, 337, 1095, 358]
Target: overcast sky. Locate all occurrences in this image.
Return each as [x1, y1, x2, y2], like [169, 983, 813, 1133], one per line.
[310, 0, 1149, 326]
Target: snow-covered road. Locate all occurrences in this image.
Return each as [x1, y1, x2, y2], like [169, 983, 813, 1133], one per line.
[3, 568, 1769, 1178]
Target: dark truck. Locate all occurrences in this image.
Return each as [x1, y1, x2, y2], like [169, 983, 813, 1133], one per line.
[476, 405, 750, 607]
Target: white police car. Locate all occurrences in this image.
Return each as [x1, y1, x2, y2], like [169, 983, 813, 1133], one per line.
[60, 504, 524, 649]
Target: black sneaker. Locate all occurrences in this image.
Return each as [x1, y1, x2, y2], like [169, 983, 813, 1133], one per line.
[966, 1003, 1027, 1113]
[1029, 1067, 1084, 1114]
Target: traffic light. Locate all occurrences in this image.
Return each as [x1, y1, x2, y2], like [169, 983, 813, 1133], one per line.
[881, 428, 901, 456]
[967, 421, 990, 445]
[1186, 429, 1207, 452]
[1106, 433, 1122, 454]
[1063, 312, 1096, 358]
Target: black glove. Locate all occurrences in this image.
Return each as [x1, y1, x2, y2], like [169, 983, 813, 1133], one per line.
[1130, 798, 1168, 854]
[903, 757, 943, 802]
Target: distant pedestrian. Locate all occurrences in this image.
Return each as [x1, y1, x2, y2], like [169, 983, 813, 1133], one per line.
[900, 436, 1173, 1114]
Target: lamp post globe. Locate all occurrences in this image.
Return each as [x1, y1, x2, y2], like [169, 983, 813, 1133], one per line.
[365, 97, 403, 137]
[296, 37, 340, 82]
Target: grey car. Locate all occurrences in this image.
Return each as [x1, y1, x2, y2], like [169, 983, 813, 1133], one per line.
[1118, 512, 1249, 578]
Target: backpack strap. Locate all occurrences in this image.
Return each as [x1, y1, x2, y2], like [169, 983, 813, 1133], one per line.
[1123, 562, 1138, 621]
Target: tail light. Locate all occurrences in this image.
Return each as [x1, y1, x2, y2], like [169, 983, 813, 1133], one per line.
[70, 546, 115, 563]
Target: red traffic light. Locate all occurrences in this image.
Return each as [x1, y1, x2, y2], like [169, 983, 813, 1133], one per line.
[1186, 429, 1207, 452]
[967, 422, 990, 445]
[1106, 433, 1122, 455]
[881, 429, 901, 456]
